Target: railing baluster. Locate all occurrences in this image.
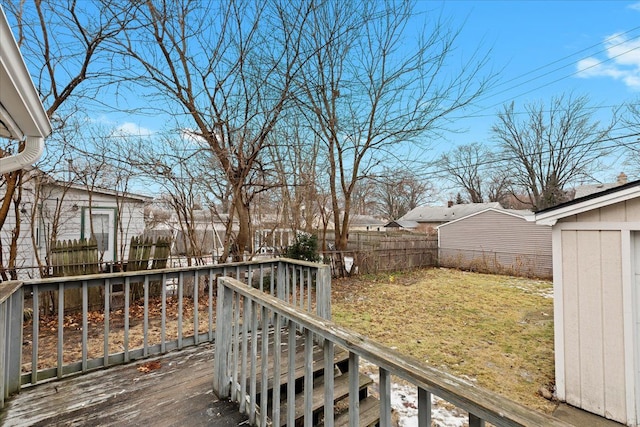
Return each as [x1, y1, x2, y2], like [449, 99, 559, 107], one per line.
[161, 273, 167, 353]
[287, 321, 296, 427]
[104, 278, 110, 368]
[0, 297, 6, 407]
[249, 298, 258, 425]
[323, 339, 335, 427]
[239, 296, 249, 413]
[259, 265, 264, 292]
[178, 272, 183, 349]
[232, 292, 240, 402]
[57, 283, 63, 379]
[124, 278, 130, 363]
[304, 328, 313, 427]
[269, 264, 275, 295]
[299, 267, 304, 310]
[380, 367, 392, 427]
[260, 306, 269, 427]
[306, 268, 312, 312]
[469, 413, 485, 427]
[31, 288, 38, 384]
[82, 281, 88, 373]
[272, 313, 282, 427]
[349, 352, 360, 427]
[143, 276, 149, 357]
[208, 270, 214, 342]
[194, 271, 199, 345]
[418, 387, 432, 427]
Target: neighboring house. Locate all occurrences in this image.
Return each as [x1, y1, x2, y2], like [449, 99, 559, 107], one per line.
[348, 214, 387, 231]
[3, 173, 151, 279]
[572, 172, 628, 199]
[535, 179, 640, 426]
[0, 6, 51, 174]
[383, 219, 418, 231]
[400, 202, 502, 232]
[438, 208, 552, 278]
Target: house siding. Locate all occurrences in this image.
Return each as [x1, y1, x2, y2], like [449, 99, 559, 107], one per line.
[438, 210, 552, 278]
[1, 181, 148, 280]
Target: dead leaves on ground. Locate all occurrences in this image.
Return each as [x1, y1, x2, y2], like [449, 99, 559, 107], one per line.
[137, 360, 162, 373]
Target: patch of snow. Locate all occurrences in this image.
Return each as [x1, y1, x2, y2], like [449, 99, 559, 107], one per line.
[360, 362, 469, 427]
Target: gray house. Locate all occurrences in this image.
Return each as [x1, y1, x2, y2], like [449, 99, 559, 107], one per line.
[438, 208, 552, 278]
[400, 202, 502, 233]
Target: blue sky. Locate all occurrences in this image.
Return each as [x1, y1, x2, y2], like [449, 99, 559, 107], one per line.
[413, 0, 640, 179]
[110, 1, 640, 180]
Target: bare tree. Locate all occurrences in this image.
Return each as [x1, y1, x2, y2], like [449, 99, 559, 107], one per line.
[294, 0, 491, 250]
[374, 169, 432, 220]
[115, 0, 313, 261]
[622, 100, 640, 178]
[438, 142, 511, 205]
[1, 0, 133, 279]
[493, 94, 617, 211]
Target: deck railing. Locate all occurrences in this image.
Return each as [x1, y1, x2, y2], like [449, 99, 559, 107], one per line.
[0, 258, 329, 408]
[214, 276, 572, 427]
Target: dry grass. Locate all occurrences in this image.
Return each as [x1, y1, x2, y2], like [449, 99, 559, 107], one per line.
[331, 267, 556, 413]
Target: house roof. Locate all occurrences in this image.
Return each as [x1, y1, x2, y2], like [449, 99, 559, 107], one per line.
[400, 202, 502, 223]
[437, 207, 534, 229]
[535, 179, 640, 226]
[46, 180, 154, 203]
[384, 219, 418, 229]
[0, 7, 51, 172]
[349, 214, 386, 227]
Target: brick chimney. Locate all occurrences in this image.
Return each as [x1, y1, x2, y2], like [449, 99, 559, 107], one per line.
[617, 172, 627, 185]
[447, 200, 453, 208]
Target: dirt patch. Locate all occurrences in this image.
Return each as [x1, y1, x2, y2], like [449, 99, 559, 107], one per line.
[331, 267, 557, 414]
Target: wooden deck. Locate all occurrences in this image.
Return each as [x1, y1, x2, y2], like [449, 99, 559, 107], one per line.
[0, 343, 249, 427]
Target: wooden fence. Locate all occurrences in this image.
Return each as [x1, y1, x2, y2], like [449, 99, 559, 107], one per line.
[320, 233, 439, 277]
[50, 238, 100, 277]
[46, 236, 173, 313]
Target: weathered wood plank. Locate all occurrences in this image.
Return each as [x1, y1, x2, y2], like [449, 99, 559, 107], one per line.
[0, 344, 248, 427]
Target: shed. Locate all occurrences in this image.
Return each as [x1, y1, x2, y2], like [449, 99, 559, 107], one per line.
[535, 179, 640, 426]
[438, 208, 552, 278]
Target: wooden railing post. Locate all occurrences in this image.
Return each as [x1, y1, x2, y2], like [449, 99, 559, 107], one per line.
[213, 277, 233, 398]
[1, 281, 24, 409]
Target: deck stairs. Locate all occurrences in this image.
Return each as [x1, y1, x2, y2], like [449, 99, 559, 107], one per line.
[244, 330, 380, 426]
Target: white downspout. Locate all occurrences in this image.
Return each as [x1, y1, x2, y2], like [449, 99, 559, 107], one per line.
[0, 135, 44, 174]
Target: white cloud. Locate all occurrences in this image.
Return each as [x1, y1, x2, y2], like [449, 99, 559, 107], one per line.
[630, 2, 640, 11]
[576, 32, 640, 90]
[115, 122, 154, 136]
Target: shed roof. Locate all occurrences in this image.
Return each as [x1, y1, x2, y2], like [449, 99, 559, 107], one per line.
[535, 179, 640, 226]
[400, 202, 502, 223]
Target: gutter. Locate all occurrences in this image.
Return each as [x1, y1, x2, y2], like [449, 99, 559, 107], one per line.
[0, 6, 51, 174]
[0, 136, 44, 174]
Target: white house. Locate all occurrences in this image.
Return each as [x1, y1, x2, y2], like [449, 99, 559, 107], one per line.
[535, 179, 640, 426]
[5, 173, 151, 279]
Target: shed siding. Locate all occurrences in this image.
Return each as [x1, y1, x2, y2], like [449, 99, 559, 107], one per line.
[439, 210, 551, 278]
[561, 230, 581, 407]
[576, 230, 605, 414]
[561, 228, 627, 421]
[601, 231, 626, 420]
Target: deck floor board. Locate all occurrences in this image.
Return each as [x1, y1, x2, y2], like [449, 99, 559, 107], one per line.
[0, 343, 249, 427]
